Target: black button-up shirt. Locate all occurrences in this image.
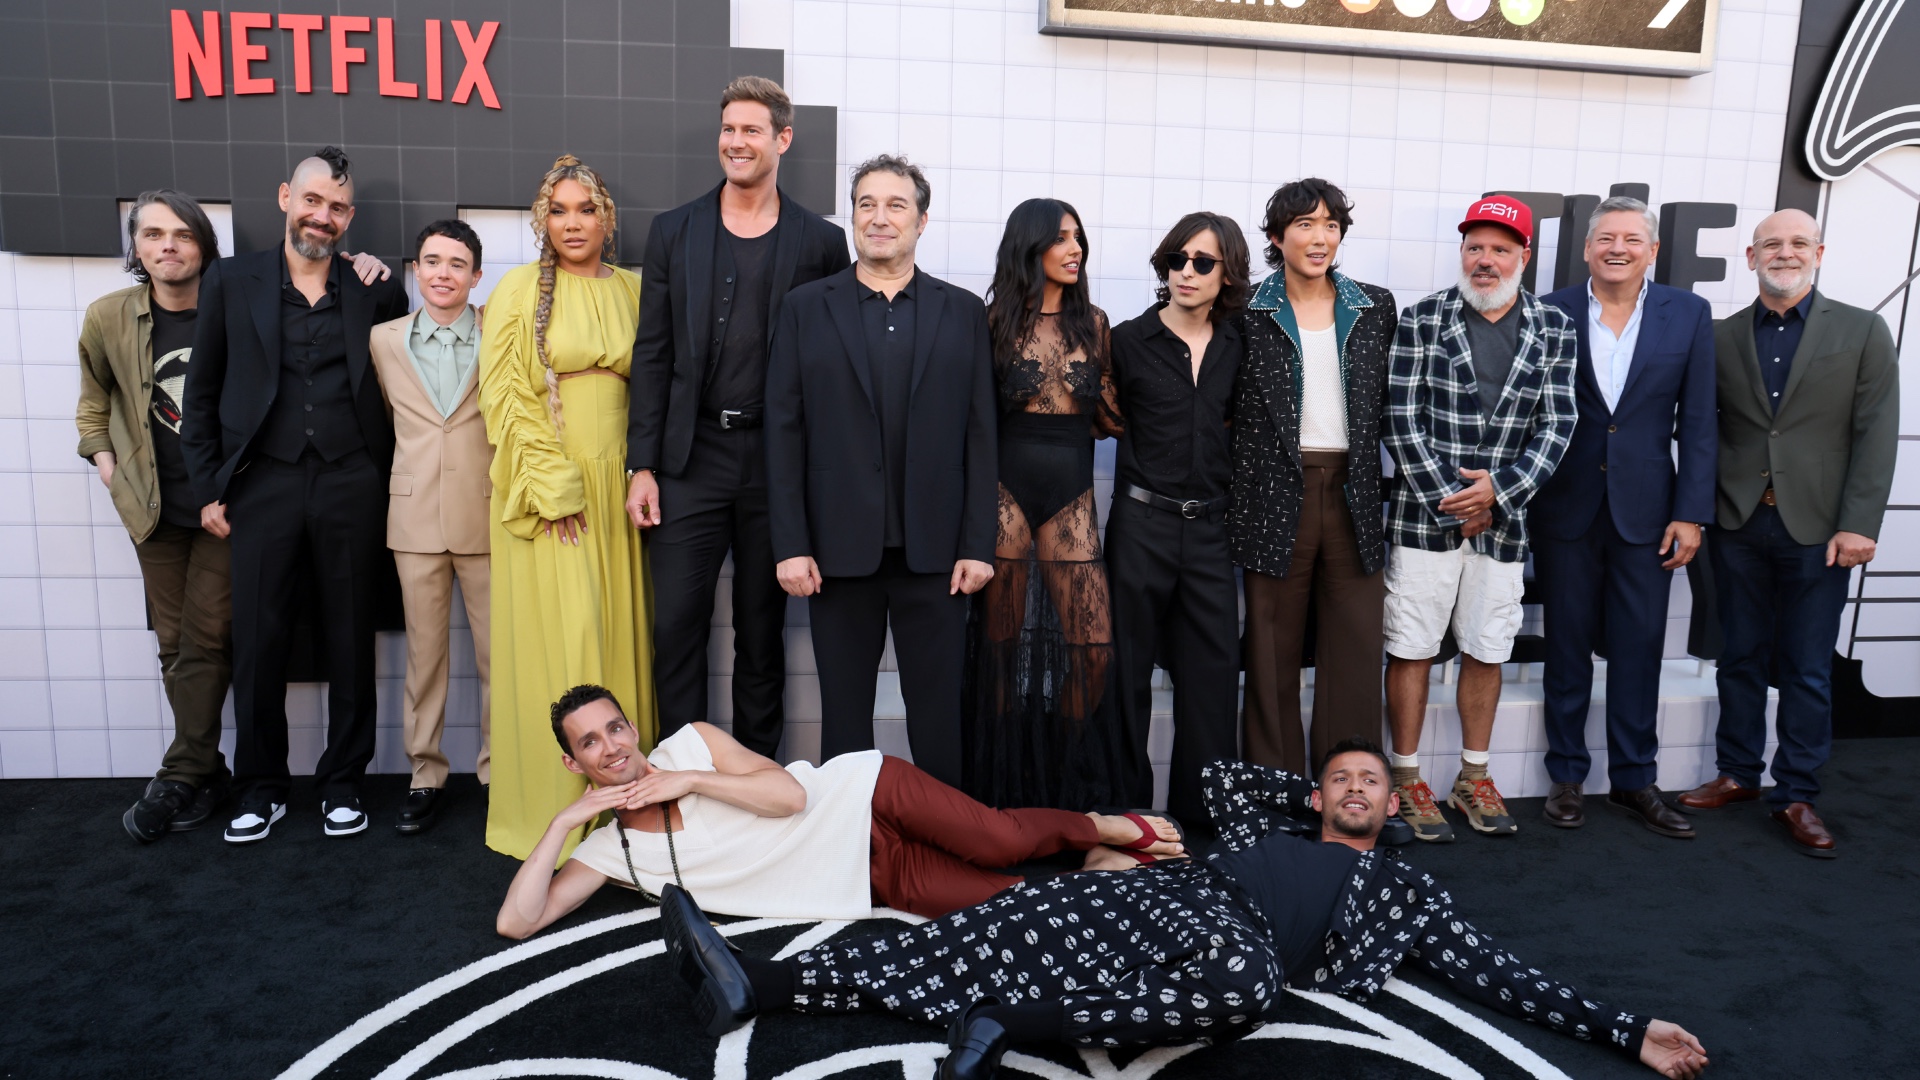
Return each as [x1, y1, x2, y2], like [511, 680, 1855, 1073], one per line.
[1753, 291, 1813, 415]
[1108, 303, 1241, 500]
[704, 222, 780, 413]
[258, 253, 362, 463]
[858, 272, 918, 547]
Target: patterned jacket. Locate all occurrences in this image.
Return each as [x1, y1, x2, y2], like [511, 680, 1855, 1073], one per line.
[1384, 287, 1577, 563]
[1229, 271, 1396, 578]
[1200, 759, 1651, 1059]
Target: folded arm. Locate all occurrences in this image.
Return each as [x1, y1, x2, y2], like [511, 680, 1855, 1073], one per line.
[630, 722, 806, 817]
[1200, 758, 1318, 852]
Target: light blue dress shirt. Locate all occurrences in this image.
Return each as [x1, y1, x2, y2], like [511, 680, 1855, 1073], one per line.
[1586, 278, 1647, 413]
[405, 305, 479, 419]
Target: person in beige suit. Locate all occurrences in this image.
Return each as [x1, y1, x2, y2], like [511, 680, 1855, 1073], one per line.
[370, 219, 496, 834]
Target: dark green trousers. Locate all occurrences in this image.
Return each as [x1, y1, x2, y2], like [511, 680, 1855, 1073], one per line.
[133, 521, 233, 785]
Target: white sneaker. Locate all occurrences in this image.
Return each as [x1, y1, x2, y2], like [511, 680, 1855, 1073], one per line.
[224, 801, 287, 843]
[322, 795, 369, 837]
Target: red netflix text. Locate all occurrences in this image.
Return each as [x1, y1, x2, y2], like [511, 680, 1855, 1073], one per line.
[170, 10, 501, 109]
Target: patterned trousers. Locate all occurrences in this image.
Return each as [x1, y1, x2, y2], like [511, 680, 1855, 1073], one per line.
[791, 859, 1281, 1048]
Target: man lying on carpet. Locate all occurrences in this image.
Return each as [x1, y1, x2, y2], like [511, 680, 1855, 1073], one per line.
[662, 736, 1711, 1080]
[496, 684, 1185, 937]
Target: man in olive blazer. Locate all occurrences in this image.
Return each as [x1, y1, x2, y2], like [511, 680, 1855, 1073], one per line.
[367, 220, 495, 835]
[1679, 210, 1899, 858]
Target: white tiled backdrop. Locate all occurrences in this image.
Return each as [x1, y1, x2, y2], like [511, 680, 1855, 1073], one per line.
[0, 0, 1828, 790]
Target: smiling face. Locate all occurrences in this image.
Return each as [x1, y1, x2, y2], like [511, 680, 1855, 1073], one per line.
[1747, 209, 1823, 302]
[1584, 209, 1657, 290]
[1274, 199, 1342, 283]
[1041, 212, 1084, 291]
[414, 233, 481, 316]
[717, 100, 791, 190]
[279, 164, 355, 261]
[1458, 224, 1529, 315]
[546, 178, 608, 273]
[1311, 751, 1399, 840]
[132, 202, 204, 286]
[559, 698, 648, 787]
[851, 170, 926, 268]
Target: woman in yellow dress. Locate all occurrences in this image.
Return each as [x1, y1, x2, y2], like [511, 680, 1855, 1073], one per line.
[480, 155, 655, 859]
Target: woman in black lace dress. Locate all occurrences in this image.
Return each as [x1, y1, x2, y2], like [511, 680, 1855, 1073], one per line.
[964, 199, 1130, 810]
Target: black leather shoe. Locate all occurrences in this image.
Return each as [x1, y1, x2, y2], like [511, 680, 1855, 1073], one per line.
[1543, 782, 1584, 828]
[1607, 786, 1694, 839]
[395, 787, 446, 835]
[939, 996, 1009, 1080]
[123, 779, 196, 843]
[1378, 816, 1414, 846]
[171, 772, 229, 832]
[660, 884, 757, 1036]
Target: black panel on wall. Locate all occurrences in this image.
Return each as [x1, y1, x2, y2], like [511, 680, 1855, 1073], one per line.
[0, 0, 839, 264]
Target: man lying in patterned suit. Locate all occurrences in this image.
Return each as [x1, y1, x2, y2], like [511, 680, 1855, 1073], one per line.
[662, 736, 1710, 1080]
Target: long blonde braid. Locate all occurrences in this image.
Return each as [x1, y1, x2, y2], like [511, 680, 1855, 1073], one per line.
[528, 153, 620, 437]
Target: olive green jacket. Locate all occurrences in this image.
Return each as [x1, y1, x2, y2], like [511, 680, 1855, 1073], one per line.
[1713, 291, 1899, 544]
[75, 283, 169, 542]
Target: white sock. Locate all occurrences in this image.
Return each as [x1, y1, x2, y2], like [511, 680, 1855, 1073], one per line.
[1389, 752, 1421, 770]
[1461, 748, 1491, 767]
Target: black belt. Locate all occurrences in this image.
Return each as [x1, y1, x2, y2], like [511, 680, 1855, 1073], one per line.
[1117, 481, 1229, 520]
[699, 407, 763, 430]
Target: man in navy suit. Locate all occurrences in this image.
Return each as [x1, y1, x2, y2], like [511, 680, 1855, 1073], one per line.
[1534, 197, 1716, 839]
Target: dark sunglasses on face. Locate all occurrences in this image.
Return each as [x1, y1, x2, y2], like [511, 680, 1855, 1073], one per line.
[1155, 251, 1221, 276]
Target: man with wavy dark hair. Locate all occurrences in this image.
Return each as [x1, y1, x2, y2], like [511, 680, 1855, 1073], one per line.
[1104, 211, 1251, 832]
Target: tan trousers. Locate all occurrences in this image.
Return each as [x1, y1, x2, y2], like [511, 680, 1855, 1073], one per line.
[394, 551, 493, 788]
[1241, 451, 1387, 775]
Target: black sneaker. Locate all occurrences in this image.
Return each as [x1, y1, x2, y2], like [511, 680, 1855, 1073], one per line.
[123, 778, 196, 843]
[225, 797, 287, 844]
[171, 772, 231, 832]
[322, 794, 369, 837]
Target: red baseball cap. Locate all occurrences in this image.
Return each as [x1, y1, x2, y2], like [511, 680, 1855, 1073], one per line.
[1458, 195, 1532, 247]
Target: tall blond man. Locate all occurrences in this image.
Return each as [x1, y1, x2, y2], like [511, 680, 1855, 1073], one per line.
[369, 219, 495, 834]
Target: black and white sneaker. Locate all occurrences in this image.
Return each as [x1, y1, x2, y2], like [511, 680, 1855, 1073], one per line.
[224, 798, 287, 844]
[322, 794, 369, 837]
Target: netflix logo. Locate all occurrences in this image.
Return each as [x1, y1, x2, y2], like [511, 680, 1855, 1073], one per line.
[169, 10, 502, 109]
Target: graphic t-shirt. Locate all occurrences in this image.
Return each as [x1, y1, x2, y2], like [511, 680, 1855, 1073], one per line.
[148, 303, 200, 528]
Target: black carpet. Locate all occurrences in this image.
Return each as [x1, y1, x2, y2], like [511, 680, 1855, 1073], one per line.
[4, 741, 1919, 1079]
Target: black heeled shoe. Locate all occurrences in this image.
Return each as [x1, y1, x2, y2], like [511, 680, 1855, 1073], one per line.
[938, 995, 1009, 1080]
[660, 885, 758, 1037]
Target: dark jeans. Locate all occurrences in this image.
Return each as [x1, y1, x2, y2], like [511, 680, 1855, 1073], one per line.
[133, 520, 233, 786]
[809, 547, 967, 787]
[227, 450, 387, 801]
[649, 420, 786, 756]
[1709, 505, 1851, 806]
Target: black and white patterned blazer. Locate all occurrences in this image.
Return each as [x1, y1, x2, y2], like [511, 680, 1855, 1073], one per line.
[1200, 759, 1651, 1060]
[1229, 271, 1397, 578]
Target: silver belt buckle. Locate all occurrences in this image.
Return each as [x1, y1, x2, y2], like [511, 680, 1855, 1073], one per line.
[719, 409, 742, 430]
[1180, 499, 1202, 519]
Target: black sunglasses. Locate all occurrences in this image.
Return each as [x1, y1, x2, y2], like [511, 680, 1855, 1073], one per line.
[1155, 251, 1222, 276]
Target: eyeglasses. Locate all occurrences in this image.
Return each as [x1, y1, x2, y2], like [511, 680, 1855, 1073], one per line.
[1155, 252, 1222, 276]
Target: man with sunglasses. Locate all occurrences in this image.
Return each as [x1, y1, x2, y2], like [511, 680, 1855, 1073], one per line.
[1105, 212, 1253, 832]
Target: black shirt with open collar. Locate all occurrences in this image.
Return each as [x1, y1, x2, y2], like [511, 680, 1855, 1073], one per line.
[1108, 301, 1242, 501]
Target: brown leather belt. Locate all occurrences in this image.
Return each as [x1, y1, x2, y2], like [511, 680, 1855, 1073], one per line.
[1760, 487, 1777, 506]
[556, 368, 628, 383]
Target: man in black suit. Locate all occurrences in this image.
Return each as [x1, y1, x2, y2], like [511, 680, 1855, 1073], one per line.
[626, 77, 850, 757]
[182, 147, 410, 843]
[765, 155, 996, 786]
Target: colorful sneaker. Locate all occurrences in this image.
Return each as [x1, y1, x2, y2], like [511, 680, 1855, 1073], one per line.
[1449, 772, 1518, 835]
[1393, 778, 1455, 843]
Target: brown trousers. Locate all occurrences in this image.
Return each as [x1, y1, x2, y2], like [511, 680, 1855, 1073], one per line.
[1241, 451, 1386, 775]
[393, 551, 493, 788]
[133, 521, 233, 786]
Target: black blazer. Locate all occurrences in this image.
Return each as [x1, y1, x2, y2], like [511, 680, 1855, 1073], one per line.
[765, 267, 998, 578]
[1229, 271, 1396, 578]
[181, 249, 410, 504]
[626, 183, 850, 475]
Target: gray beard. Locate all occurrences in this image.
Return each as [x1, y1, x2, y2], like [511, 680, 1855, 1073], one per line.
[1758, 265, 1814, 299]
[1459, 269, 1521, 313]
[289, 226, 339, 261]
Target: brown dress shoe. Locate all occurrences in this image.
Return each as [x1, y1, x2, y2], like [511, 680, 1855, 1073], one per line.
[1542, 782, 1584, 828]
[1771, 802, 1837, 858]
[1677, 776, 1760, 812]
[1608, 786, 1694, 839]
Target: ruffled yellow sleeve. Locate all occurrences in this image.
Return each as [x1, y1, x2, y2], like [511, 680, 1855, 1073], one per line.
[480, 265, 586, 540]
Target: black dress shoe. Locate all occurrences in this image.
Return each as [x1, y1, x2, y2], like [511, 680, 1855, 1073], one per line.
[1607, 786, 1694, 839]
[1378, 816, 1413, 846]
[123, 779, 196, 843]
[660, 885, 757, 1036]
[1543, 782, 1584, 828]
[939, 996, 1009, 1080]
[395, 787, 447, 835]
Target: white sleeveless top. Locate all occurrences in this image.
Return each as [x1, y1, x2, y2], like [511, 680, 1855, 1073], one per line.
[567, 726, 883, 920]
[1298, 324, 1349, 452]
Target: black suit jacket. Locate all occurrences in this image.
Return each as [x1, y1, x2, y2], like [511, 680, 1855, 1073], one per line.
[626, 183, 851, 475]
[181, 249, 410, 504]
[765, 267, 997, 577]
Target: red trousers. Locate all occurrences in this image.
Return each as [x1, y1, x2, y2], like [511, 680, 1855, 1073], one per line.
[868, 756, 1101, 918]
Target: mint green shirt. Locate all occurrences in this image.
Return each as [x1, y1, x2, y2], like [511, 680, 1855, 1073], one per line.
[406, 305, 479, 418]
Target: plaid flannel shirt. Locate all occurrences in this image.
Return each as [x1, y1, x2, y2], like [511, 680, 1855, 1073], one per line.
[1384, 286, 1577, 563]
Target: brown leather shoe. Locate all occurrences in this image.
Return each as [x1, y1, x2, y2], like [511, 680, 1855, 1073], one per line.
[1542, 782, 1584, 828]
[1771, 802, 1837, 858]
[1676, 776, 1760, 812]
[1608, 786, 1695, 839]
